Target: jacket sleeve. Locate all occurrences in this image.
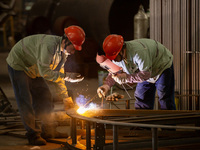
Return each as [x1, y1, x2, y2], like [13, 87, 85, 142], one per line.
[104, 73, 116, 87]
[126, 71, 151, 83]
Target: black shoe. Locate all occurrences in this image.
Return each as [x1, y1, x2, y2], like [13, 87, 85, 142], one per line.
[28, 135, 46, 145]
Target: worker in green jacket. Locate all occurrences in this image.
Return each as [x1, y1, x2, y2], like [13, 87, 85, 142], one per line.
[97, 34, 176, 110]
[6, 26, 85, 145]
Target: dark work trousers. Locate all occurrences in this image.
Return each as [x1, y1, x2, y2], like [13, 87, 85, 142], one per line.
[134, 64, 176, 110]
[7, 65, 54, 137]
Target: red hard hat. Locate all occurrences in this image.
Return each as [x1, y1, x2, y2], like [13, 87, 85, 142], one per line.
[64, 26, 85, 50]
[103, 34, 124, 60]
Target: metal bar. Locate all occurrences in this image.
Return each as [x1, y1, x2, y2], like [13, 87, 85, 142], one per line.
[86, 121, 91, 150]
[71, 117, 77, 145]
[113, 125, 118, 150]
[152, 128, 158, 150]
[125, 100, 130, 109]
[103, 136, 200, 150]
[175, 94, 200, 97]
[191, 0, 196, 110]
[173, 0, 181, 107]
[67, 109, 200, 130]
[121, 84, 132, 99]
[110, 102, 120, 109]
[199, 0, 200, 110]
[83, 93, 98, 107]
[198, 0, 200, 111]
[95, 123, 105, 150]
[125, 83, 134, 89]
[181, 0, 190, 110]
[154, 0, 162, 41]
[101, 97, 104, 108]
[83, 109, 200, 117]
[121, 115, 200, 125]
[195, 0, 200, 110]
[186, 0, 190, 110]
[150, 0, 155, 39]
[109, 112, 200, 121]
[121, 84, 131, 109]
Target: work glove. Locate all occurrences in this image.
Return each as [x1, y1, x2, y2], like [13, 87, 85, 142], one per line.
[64, 72, 84, 83]
[97, 84, 110, 98]
[63, 97, 75, 110]
[106, 92, 124, 101]
[112, 72, 128, 85]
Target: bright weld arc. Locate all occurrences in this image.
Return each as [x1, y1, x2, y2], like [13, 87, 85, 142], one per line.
[76, 94, 99, 114]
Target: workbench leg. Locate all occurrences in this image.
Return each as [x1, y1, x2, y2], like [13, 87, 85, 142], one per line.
[71, 117, 77, 145]
[152, 128, 158, 150]
[86, 121, 91, 150]
[94, 123, 105, 150]
[113, 125, 118, 150]
[126, 100, 130, 109]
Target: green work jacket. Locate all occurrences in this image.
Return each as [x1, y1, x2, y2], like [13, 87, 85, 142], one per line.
[113, 38, 173, 83]
[6, 34, 69, 98]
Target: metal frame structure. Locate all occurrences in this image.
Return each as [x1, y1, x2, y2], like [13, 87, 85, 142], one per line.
[65, 109, 200, 150]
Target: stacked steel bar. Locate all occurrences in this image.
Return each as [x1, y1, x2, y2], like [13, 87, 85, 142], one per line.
[150, 0, 200, 110]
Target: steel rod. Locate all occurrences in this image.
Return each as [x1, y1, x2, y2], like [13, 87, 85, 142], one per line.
[71, 117, 77, 145]
[83, 109, 200, 117]
[109, 112, 200, 121]
[152, 128, 158, 150]
[83, 93, 98, 107]
[86, 121, 91, 150]
[121, 84, 132, 99]
[121, 84, 131, 109]
[113, 125, 118, 150]
[67, 109, 200, 130]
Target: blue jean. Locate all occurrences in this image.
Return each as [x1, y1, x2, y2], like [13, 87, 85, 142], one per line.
[134, 64, 176, 110]
[7, 65, 53, 137]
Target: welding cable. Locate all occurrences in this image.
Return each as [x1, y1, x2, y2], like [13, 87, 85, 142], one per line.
[121, 83, 132, 99]
[124, 83, 134, 89]
[83, 93, 98, 107]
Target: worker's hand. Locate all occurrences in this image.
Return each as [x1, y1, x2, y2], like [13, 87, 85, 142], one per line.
[97, 84, 110, 98]
[63, 97, 75, 110]
[106, 92, 124, 101]
[112, 72, 128, 85]
[64, 72, 84, 83]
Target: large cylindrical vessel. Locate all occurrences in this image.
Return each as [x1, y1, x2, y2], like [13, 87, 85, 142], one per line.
[134, 5, 149, 39]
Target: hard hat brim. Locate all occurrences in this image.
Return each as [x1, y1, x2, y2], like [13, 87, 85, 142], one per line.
[74, 45, 82, 51]
[105, 54, 117, 60]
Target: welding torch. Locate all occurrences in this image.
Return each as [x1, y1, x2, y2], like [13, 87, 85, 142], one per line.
[82, 93, 98, 107]
[99, 65, 132, 97]
[96, 55, 132, 107]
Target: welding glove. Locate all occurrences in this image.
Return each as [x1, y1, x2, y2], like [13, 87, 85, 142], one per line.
[106, 92, 124, 101]
[112, 72, 128, 85]
[64, 72, 84, 83]
[97, 84, 110, 98]
[63, 97, 75, 110]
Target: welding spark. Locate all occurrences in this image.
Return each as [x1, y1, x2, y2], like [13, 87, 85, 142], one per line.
[77, 106, 87, 114]
[77, 103, 99, 114]
[76, 94, 99, 115]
